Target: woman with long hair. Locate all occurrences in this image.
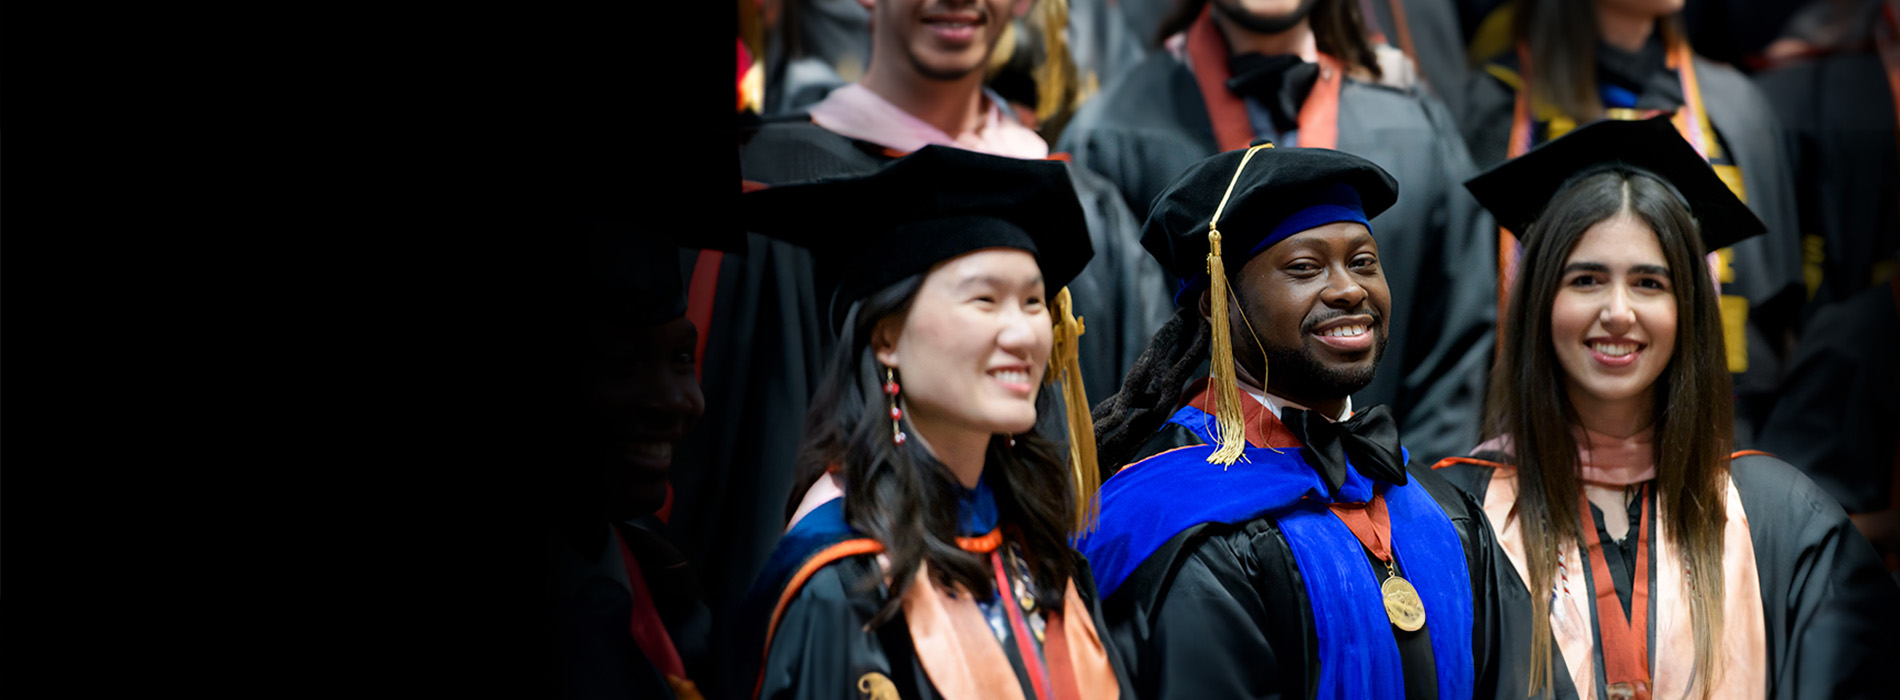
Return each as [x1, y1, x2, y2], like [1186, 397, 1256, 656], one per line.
[1459, 0, 1802, 443]
[1437, 116, 1898, 700]
[733, 145, 1130, 700]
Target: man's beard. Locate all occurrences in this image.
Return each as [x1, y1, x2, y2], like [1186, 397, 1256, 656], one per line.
[1260, 335, 1384, 401]
[1210, 0, 1324, 36]
[1243, 305, 1388, 401]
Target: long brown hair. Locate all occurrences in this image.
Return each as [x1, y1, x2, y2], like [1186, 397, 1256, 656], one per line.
[1484, 169, 1730, 699]
[788, 274, 1078, 627]
[1514, 0, 1684, 122]
[1155, 0, 1383, 81]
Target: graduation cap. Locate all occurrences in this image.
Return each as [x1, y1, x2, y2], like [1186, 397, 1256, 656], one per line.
[1140, 141, 1400, 466]
[740, 145, 1104, 531]
[1143, 142, 1400, 305]
[1463, 115, 1768, 251]
[740, 145, 1093, 328]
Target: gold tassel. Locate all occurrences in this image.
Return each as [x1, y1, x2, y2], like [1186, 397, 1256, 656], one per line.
[1049, 286, 1100, 533]
[1204, 144, 1275, 467]
[1034, 0, 1076, 126]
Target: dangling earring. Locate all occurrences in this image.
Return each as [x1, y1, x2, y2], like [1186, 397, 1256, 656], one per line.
[885, 366, 906, 446]
[1007, 435, 1017, 448]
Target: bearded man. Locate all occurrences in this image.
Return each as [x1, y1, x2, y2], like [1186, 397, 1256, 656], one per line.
[1077, 143, 1506, 699]
[1058, 0, 1496, 467]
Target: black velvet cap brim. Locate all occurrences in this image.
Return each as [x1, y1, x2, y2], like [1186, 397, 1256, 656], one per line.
[1141, 145, 1399, 285]
[740, 145, 1093, 329]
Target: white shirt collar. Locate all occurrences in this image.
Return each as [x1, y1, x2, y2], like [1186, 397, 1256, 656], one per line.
[1238, 382, 1353, 423]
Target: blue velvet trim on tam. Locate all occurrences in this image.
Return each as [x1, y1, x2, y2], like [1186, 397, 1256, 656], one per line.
[1170, 183, 1371, 306]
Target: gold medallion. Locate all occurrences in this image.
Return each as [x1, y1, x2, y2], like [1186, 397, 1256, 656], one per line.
[1381, 575, 1426, 632]
[857, 672, 898, 700]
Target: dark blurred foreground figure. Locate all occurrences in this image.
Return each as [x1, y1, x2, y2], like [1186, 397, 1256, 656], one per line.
[1439, 117, 1900, 700]
[734, 146, 1134, 699]
[1459, 0, 1803, 443]
[547, 229, 725, 700]
[1079, 143, 1505, 700]
[1059, 0, 1498, 468]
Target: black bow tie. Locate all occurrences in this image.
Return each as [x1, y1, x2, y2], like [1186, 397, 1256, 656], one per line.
[1279, 404, 1407, 497]
[1226, 53, 1320, 134]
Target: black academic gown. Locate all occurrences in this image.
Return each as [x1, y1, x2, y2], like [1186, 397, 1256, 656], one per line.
[1758, 279, 1900, 517]
[756, 550, 1132, 700]
[549, 519, 712, 700]
[1436, 452, 1900, 699]
[1057, 50, 1498, 468]
[1751, 50, 1900, 312]
[1459, 43, 1805, 441]
[743, 497, 1136, 700]
[1079, 385, 1505, 700]
[1361, 0, 1477, 126]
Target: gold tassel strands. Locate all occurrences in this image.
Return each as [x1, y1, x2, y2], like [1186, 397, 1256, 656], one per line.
[1204, 143, 1276, 467]
[1048, 286, 1101, 533]
[1034, 0, 1076, 127]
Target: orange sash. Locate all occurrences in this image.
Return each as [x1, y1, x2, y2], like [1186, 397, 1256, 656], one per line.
[1468, 460, 1767, 699]
[1577, 485, 1653, 700]
[756, 530, 1118, 700]
[1186, 4, 1344, 152]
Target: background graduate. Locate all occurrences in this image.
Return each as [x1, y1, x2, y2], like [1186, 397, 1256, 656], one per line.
[1079, 143, 1504, 700]
[1438, 116, 1900, 700]
[1459, 0, 1802, 443]
[734, 146, 1132, 699]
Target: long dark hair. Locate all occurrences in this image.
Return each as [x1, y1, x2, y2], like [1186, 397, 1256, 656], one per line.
[1155, 0, 1383, 81]
[1484, 169, 1729, 699]
[1515, 0, 1685, 122]
[787, 274, 1079, 627]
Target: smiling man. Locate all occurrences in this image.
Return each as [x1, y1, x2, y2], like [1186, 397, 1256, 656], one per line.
[1078, 144, 1504, 699]
[1058, 0, 1497, 468]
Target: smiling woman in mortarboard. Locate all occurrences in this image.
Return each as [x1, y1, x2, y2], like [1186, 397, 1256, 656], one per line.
[1435, 116, 1900, 700]
[732, 146, 1132, 700]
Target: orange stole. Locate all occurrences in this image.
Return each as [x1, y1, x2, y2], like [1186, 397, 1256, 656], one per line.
[1464, 457, 1768, 700]
[757, 535, 1119, 700]
[1185, 381, 1304, 449]
[1185, 2, 1345, 153]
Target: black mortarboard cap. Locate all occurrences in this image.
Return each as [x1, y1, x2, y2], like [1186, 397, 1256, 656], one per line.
[1142, 143, 1400, 305]
[1464, 115, 1767, 251]
[740, 145, 1093, 329]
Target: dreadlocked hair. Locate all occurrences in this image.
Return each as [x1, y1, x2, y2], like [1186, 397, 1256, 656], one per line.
[1091, 306, 1213, 472]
